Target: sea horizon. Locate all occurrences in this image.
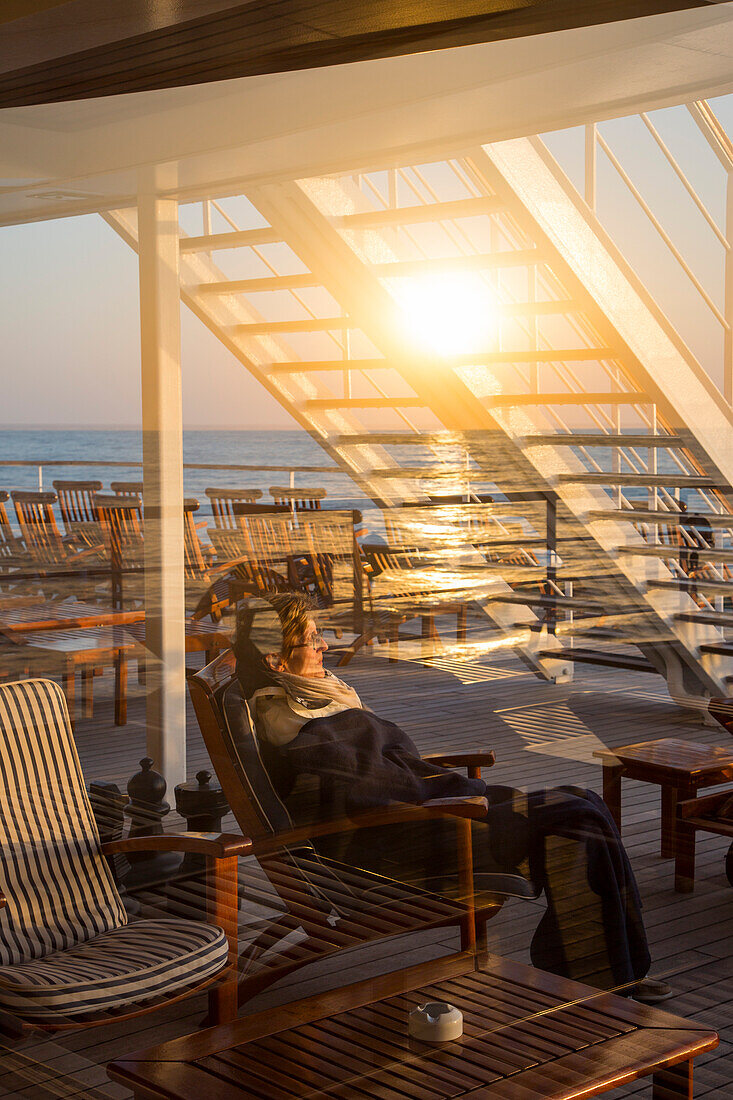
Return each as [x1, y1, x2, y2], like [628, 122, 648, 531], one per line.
[0, 424, 298, 431]
[0, 427, 373, 528]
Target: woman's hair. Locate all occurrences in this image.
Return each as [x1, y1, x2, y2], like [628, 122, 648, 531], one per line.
[233, 593, 315, 696]
[269, 593, 314, 658]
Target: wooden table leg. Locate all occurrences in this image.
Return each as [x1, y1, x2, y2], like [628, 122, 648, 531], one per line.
[114, 650, 128, 726]
[675, 817, 697, 893]
[662, 782, 694, 860]
[602, 763, 623, 832]
[81, 666, 94, 719]
[63, 667, 75, 729]
[389, 618, 399, 663]
[652, 1058, 693, 1099]
[457, 605, 467, 643]
[456, 815, 476, 952]
[661, 785, 678, 859]
[421, 613, 434, 656]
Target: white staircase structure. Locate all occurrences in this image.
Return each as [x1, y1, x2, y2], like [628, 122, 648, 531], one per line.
[104, 96, 733, 706]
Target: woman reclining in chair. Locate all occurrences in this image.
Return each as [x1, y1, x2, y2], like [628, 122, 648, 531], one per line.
[234, 593, 671, 1004]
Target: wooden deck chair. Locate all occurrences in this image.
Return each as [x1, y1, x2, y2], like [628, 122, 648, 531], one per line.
[269, 486, 326, 511]
[183, 498, 213, 579]
[0, 678, 243, 1034]
[229, 508, 295, 596]
[0, 491, 25, 566]
[94, 493, 145, 609]
[293, 509, 365, 633]
[188, 648, 531, 1009]
[183, 498, 241, 622]
[52, 479, 104, 554]
[11, 490, 67, 566]
[205, 487, 263, 529]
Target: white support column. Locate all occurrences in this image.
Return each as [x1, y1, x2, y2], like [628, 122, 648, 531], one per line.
[725, 171, 733, 404]
[137, 165, 186, 790]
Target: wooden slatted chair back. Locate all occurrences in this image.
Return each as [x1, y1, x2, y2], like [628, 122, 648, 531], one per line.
[94, 494, 144, 608]
[0, 491, 19, 560]
[183, 498, 208, 579]
[110, 481, 144, 497]
[231, 508, 295, 596]
[108, 485, 143, 531]
[295, 509, 364, 615]
[95, 494, 143, 552]
[206, 526, 287, 599]
[237, 510, 293, 568]
[205, 487, 263, 529]
[269, 486, 326, 511]
[11, 490, 67, 564]
[52, 480, 104, 554]
[52, 480, 102, 529]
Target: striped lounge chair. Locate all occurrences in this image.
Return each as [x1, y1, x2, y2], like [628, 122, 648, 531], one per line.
[0, 679, 245, 1030]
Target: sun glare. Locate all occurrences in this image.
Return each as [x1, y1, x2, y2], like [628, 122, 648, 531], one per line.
[393, 272, 498, 357]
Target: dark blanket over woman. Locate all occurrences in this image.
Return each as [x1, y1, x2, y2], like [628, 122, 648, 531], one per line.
[267, 707, 651, 990]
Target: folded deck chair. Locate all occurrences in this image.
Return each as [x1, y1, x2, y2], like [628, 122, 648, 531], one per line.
[0, 678, 244, 1032]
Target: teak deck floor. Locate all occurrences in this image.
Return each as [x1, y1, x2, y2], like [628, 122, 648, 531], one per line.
[3, 631, 733, 1099]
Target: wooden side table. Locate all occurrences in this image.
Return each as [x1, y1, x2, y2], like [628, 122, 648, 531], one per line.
[108, 954, 717, 1100]
[594, 738, 733, 888]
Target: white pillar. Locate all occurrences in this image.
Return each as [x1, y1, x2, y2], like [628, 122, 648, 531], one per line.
[137, 165, 186, 790]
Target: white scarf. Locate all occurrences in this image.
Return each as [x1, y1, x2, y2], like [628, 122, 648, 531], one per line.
[270, 667, 362, 710]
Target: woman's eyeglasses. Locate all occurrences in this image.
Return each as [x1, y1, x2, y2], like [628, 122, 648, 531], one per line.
[291, 633, 326, 651]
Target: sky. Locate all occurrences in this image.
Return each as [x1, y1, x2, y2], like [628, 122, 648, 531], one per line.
[1, 97, 731, 430]
[0, 212, 293, 430]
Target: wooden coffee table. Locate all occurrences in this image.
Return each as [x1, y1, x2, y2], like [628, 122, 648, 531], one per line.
[594, 738, 733, 884]
[108, 954, 717, 1099]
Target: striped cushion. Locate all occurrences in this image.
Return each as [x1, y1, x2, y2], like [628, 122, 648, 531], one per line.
[0, 680, 127, 966]
[0, 918, 229, 1019]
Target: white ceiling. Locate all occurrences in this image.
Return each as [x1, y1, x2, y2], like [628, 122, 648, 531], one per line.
[1, 2, 732, 226]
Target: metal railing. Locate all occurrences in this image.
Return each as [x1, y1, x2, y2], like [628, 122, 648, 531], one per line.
[0, 458, 340, 492]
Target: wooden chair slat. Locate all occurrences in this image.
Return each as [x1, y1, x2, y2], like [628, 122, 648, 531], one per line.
[206, 487, 264, 529]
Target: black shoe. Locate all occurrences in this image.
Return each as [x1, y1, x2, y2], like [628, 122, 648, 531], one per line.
[629, 977, 674, 1003]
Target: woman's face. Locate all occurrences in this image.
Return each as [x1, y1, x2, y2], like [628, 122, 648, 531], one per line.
[283, 617, 328, 677]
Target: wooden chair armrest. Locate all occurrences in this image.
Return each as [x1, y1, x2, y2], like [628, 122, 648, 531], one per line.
[423, 751, 496, 770]
[102, 832, 252, 858]
[207, 557, 249, 575]
[254, 798, 487, 856]
[421, 796, 488, 819]
[677, 790, 733, 820]
[68, 543, 106, 562]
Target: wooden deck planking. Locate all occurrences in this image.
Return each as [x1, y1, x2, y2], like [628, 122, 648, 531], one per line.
[4, 633, 733, 1098]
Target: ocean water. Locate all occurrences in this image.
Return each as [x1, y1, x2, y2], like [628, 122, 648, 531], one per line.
[0, 429, 368, 521]
[0, 428, 705, 537]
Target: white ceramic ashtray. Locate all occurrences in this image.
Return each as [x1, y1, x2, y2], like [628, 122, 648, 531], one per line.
[408, 1001, 463, 1043]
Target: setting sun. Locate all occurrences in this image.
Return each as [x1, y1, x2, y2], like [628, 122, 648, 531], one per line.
[392, 271, 499, 357]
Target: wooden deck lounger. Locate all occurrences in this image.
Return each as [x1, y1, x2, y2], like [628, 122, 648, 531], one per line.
[187, 648, 533, 1009]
